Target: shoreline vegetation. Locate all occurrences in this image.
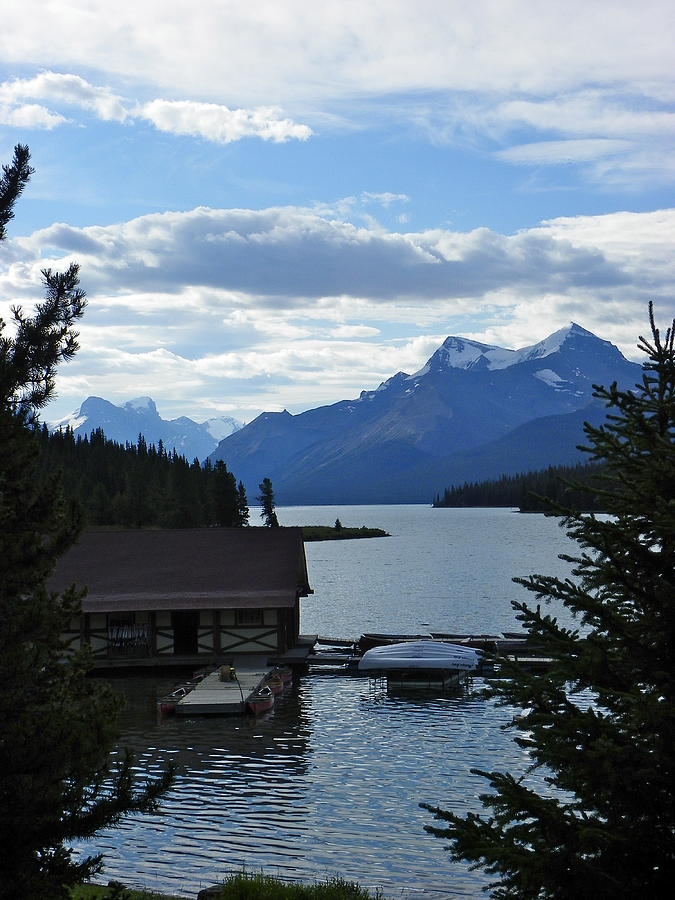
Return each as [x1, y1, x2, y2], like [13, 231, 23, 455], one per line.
[300, 523, 389, 541]
[432, 460, 606, 513]
[72, 873, 384, 899]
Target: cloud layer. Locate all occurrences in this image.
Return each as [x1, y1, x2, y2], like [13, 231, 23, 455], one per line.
[1, 2, 674, 185]
[2, 201, 673, 423]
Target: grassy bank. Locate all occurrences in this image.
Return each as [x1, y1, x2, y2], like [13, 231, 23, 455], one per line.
[72, 874, 383, 900]
[71, 884, 183, 899]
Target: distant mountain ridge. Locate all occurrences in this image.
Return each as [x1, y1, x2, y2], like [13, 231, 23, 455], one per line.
[209, 323, 641, 504]
[51, 396, 242, 461]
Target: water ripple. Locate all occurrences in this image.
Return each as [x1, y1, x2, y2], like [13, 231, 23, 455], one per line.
[79, 508, 570, 898]
[78, 673, 527, 898]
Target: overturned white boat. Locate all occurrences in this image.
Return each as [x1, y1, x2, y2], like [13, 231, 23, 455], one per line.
[358, 640, 482, 687]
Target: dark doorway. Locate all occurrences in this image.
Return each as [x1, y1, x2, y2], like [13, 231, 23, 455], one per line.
[172, 610, 199, 655]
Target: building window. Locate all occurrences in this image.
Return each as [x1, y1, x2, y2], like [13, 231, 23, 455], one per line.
[235, 609, 264, 626]
[107, 612, 150, 657]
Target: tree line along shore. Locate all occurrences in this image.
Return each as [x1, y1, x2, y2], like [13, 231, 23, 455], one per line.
[433, 460, 607, 512]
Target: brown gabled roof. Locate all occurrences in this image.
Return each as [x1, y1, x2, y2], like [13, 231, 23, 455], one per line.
[48, 527, 312, 613]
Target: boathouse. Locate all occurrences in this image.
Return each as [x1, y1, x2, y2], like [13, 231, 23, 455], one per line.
[47, 527, 313, 669]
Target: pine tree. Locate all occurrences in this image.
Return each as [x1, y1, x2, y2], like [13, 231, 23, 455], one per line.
[209, 460, 238, 525]
[236, 479, 250, 526]
[0, 145, 172, 899]
[257, 476, 279, 527]
[422, 305, 675, 897]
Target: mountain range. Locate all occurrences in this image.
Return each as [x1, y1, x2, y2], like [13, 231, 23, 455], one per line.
[209, 323, 642, 504]
[51, 396, 242, 461]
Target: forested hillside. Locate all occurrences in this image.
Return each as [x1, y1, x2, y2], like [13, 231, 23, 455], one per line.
[39, 426, 249, 528]
[432, 461, 605, 512]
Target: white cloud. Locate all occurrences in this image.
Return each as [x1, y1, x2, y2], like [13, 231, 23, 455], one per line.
[15, 205, 629, 306]
[14, 204, 674, 311]
[496, 139, 631, 165]
[137, 99, 312, 143]
[331, 324, 381, 338]
[0, 71, 312, 145]
[0, 72, 127, 121]
[2, 2, 672, 102]
[0, 102, 67, 129]
[497, 94, 675, 139]
[488, 90, 675, 184]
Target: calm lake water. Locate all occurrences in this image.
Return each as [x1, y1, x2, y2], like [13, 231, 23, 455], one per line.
[82, 506, 578, 898]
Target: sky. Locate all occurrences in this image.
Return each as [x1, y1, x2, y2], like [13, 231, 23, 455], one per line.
[1, 0, 674, 426]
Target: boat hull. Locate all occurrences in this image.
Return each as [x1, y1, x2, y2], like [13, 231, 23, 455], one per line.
[247, 687, 275, 714]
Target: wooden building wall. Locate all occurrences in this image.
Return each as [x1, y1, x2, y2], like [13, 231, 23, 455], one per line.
[62, 607, 292, 664]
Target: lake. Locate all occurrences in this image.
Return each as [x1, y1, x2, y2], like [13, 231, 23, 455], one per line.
[82, 506, 578, 898]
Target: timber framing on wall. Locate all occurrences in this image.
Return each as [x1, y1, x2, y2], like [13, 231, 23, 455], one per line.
[49, 527, 313, 668]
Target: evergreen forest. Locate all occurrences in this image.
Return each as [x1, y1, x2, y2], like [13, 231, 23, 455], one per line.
[38, 426, 249, 528]
[432, 461, 606, 512]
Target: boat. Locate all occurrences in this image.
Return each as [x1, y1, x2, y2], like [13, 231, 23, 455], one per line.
[247, 685, 275, 714]
[430, 632, 500, 652]
[358, 640, 483, 683]
[357, 632, 430, 652]
[157, 683, 193, 715]
[157, 672, 206, 714]
[265, 674, 284, 694]
[272, 665, 293, 685]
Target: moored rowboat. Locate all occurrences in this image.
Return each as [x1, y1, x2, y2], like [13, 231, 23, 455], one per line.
[247, 685, 275, 714]
[272, 665, 293, 685]
[266, 674, 284, 694]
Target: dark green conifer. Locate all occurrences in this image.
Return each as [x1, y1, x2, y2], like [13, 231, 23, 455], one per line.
[209, 460, 238, 525]
[0, 145, 172, 899]
[236, 479, 250, 526]
[257, 476, 279, 527]
[422, 305, 675, 897]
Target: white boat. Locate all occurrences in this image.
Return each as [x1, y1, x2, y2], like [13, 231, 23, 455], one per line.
[358, 639, 483, 674]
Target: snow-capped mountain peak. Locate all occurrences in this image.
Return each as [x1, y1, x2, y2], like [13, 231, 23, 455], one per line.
[412, 336, 516, 377]
[208, 320, 641, 504]
[49, 397, 242, 461]
[124, 396, 157, 414]
[411, 323, 604, 378]
[515, 323, 595, 364]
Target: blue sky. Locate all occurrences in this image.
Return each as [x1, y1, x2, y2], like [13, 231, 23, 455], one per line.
[1, 0, 674, 426]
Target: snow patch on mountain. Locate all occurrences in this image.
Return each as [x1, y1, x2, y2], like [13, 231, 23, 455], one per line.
[204, 416, 242, 440]
[54, 413, 88, 430]
[124, 396, 156, 412]
[534, 369, 568, 389]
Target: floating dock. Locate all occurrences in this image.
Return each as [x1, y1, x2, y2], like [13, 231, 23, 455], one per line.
[307, 633, 554, 673]
[174, 665, 269, 715]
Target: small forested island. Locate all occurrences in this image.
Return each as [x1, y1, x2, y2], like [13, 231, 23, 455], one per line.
[301, 521, 389, 541]
[433, 460, 606, 512]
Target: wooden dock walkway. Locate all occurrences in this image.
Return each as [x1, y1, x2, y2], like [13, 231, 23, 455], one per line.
[175, 662, 269, 715]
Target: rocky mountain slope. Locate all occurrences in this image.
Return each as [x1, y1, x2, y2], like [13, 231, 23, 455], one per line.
[209, 324, 641, 503]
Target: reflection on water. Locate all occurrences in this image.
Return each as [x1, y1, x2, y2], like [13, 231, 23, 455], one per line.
[84, 673, 525, 898]
[81, 507, 575, 898]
